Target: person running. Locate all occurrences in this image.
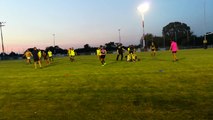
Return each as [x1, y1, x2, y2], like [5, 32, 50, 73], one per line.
[23, 49, 33, 64]
[32, 47, 42, 69]
[42, 50, 50, 65]
[68, 48, 75, 62]
[100, 45, 107, 66]
[96, 47, 101, 60]
[38, 49, 42, 63]
[170, 40, 179, 62]
[203, 39, 208, 49]
[116, 44, 125, 61]
[150, 42, 156, 56]
[48, 50, 53, 62]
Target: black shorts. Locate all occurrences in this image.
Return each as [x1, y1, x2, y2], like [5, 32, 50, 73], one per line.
[100, 55, 105, 59]
[129, 51, 134, 54]
[34, 57, 39, 62]
[118, 52, 123, 54]
[172, 51, 177, 53]
[43, 56, 48, 60]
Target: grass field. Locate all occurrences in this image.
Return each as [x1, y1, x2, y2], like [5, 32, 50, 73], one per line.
[0, 49, 213, 120]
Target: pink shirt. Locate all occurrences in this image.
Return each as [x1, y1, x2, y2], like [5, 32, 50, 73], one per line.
[170, 41, 178, 52]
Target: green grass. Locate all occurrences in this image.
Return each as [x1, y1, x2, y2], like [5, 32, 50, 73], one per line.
[0, 49, 213, 120]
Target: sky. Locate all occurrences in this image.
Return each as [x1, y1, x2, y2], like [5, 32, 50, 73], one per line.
[0, 0, 213, 53]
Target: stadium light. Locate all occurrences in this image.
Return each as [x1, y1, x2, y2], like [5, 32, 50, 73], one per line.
[0, 22, 5, 58]
[53, 34, 56, 54]
[137, 2, 150, 50]
[203, 0, 207, 41]
[53, 34, 55, 47]
[118, 29, 121, 44]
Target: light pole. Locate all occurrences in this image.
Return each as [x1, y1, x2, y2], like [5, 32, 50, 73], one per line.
[0, 22, 5, 59]
[53, 34, 55, 47]
[118, 29, 121, 44]
[137, 2, 149, 50]
[53, 34, 55, 54]
[203, 0, 207, 41]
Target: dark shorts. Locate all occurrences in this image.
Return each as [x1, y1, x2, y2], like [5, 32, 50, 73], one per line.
[43, 56, 48, 60]
[129, 51, 134, 54]
[100, 55, 105, 59]
[34, 57, 39, 62]
[151, 49, 155, 51]
[172, 51, 177, 53]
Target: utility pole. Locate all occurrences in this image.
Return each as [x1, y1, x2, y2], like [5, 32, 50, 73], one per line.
[0, 22, 5, 59]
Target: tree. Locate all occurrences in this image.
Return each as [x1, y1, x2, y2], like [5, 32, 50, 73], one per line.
[9, 51, 18, 57]
[163, 22, 191, 47]
[144, 33, 154, 47]
[45, 46, 67, 54]
[105, 42, 116, 51]
[84, 44, 91, 49]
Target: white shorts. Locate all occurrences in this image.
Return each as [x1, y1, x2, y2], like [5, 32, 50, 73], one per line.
[27, 57, 31, 60]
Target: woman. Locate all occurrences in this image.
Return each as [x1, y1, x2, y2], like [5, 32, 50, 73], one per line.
[170, 40, 178, 62]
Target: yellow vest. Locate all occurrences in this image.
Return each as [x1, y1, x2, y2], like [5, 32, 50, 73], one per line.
[68, 50, 75, 56]
[96, 49, 101, 56]
[48, 51, 53, 57]
[38, 51, 42, 58]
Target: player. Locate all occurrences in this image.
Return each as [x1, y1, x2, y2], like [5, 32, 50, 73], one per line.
[127, 45, 136, 62]
[116, 43, 125, 61]
[150, 42, 156, 56]
[48, 50, 53, 62]
[68, 48, 75, 62]
[38, 50, 42, 63]
[32, 47, 42, 69]
[170, 40, 179, 62]
[203, 39, 208, 49]
[100, 45, 107, 66]
[23, 49, 33, 64]
[42, 50, 50, 65]
[96, 47, 101, 60]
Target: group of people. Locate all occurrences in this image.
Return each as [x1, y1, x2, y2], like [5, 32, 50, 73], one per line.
[23, 47, 53, 69]
[148, 40, 179, 62]
[96, 39, 179, 66]
[96, 46, 107, 66]
[96, 43, 139, 66]
[149, 40, 179, 62]
[115, 44, 138, 62]
[24, 39, 179, 68]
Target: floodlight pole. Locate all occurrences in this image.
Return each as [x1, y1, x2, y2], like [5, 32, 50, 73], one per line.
[118, 29, 121, 43]
[138, 13, 146, 50]
[138, 3, 149, 50]
[0, 22, 5, 59]
[53, 34, 56, 54]
[53, 34, 55, 47]
[203, 0, 207, 41]
[142, 14, 145, 49]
